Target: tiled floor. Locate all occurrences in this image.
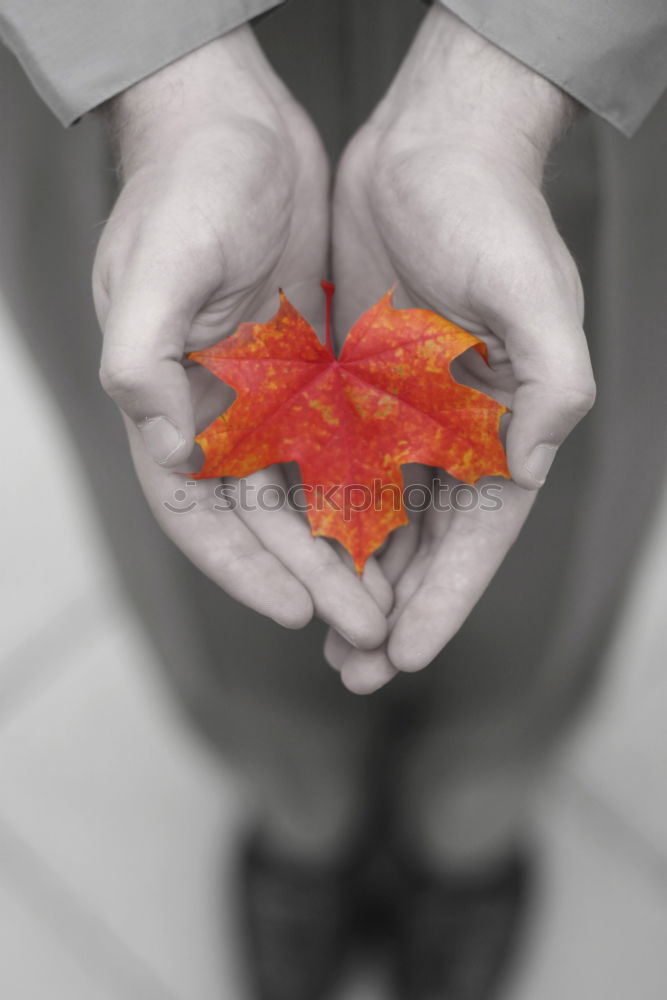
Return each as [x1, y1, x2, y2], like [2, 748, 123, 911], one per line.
[1, 298, 666, 999]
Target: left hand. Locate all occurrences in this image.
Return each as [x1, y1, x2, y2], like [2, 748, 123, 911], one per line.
[325, 6, 595, 693]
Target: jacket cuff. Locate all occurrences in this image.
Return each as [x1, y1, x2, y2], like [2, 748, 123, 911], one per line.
[0, 0, 284, 126]
[438, 0, 667, 136]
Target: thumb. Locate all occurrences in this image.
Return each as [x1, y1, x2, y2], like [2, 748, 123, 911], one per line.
[97, 272, 196, 468]
[504, 319, 596, 490]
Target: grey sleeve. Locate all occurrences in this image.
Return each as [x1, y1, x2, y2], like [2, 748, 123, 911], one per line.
[439, 0, 667, 136]
[0, 0, 284, 126]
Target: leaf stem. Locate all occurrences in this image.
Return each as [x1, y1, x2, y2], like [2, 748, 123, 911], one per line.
[321, 279, 335, 358]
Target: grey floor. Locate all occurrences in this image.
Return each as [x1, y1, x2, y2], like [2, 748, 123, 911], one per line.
[1, 295, 666, 999]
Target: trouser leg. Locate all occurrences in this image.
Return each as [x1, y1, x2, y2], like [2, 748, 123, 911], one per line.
[390, 101, 667, 869]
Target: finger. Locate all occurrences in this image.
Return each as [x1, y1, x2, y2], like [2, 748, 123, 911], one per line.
[388, 482, 536, 672]
[129, 425, 313, 628]
[377, 463, 433, 585]
[323, 628, 349, 672]
[336, 548, 394, 615]
[233, 467, 388, 649]
[378, 521, 421, 585]
[341, 648, 397, 695]
[324, 545, 407, 673]
[496, 271, 595, 490]
[331, 514, 434, 693]
[325, 628, 397, 696]
[96, 255, 206, 468]
[335, 540, 431, 693]
[506, 375, 596, 489]
[329, 474, 439, 691]
[362, 557, 394, 614]
[392, 544, 432, 612]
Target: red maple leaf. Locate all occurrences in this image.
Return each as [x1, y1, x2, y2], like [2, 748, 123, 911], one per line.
[189, 282, 508, 572]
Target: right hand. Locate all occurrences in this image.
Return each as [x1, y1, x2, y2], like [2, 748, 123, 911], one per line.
[93, 27, 391, 643]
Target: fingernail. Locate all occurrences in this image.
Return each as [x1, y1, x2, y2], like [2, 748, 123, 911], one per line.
[524, 444, 558, 485]
[138, 416, 184, 465]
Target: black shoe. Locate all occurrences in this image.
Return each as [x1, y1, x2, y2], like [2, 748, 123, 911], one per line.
[238, 833, 371, 1000]
[393, 851, 532, 1000]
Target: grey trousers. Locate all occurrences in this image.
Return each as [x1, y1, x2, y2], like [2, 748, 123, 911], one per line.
[2, 0, 666, 845]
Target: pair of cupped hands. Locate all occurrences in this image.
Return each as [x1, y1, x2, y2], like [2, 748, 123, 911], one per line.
[93, 7, 595, 694]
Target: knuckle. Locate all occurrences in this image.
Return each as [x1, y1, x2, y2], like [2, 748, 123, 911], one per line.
[559, 377, 597, 420]
[98, 357, 150, 401]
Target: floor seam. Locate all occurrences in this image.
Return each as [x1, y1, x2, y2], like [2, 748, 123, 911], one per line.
[556, 766, 667, 889]
[0, 815, 183, 1000]
[0, 585, 123, 730]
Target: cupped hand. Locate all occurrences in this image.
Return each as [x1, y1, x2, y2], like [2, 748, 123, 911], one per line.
[326, 6, 595, 691]
[93, 27, 391, 643]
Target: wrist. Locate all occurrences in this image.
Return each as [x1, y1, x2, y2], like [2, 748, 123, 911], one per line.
[372, 5, 576, 181]
[102, 26, 285, 180]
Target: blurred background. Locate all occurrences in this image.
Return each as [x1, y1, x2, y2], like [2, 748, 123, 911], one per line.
[2, 0, 667, 995]
[1, 285, 667, 999]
